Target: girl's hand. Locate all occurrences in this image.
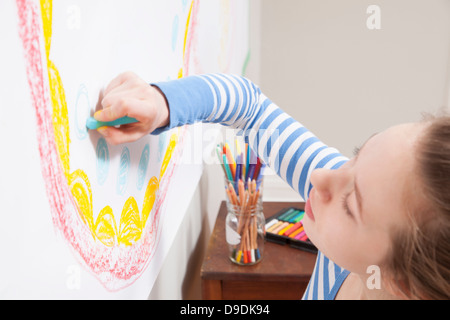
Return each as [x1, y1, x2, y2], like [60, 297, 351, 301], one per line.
[94, 71, 169, 145]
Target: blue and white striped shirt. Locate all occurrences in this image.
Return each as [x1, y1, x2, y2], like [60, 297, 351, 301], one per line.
[303, 251, 350, 300]
[154, 73, 350, 300]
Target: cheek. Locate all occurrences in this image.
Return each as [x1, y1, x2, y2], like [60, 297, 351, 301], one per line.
[303, 208, 351, 252]
[305, 215, 392, 273]
[354, 230, 392, 269]
[303, 209, 364, 270]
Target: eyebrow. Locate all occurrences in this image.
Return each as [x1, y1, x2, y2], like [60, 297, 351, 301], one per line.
[354, 132, 378, 158]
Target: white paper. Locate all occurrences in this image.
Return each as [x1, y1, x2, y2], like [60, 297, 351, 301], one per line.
[0, 0, 249, 299]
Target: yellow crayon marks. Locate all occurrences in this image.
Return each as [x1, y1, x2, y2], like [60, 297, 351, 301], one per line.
[68, 170, 164, 247]
[41, 0, 71, 179]
[48, 61, 70, 178]
[39, 0, 180, 248]
[118, 197, 142, 246]
[182, 0, 194, 65]
[142, 176, 159, 227]
[160, 132, 178, 179]
[40, 0, 52, 58]
[94, 206, 117, 247]
[68, 169, 94, 235]
[178, 0, 195, 79]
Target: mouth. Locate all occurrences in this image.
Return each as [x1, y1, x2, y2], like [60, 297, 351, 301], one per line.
[305, 197, 315, 221]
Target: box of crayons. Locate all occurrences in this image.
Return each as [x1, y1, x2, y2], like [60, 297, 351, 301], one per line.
[265, 207, 317, 253]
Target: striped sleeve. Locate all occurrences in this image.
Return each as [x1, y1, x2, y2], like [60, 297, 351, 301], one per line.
[152, 73, 348, 200]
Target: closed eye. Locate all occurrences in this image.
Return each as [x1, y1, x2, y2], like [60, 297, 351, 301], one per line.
[341, 193, 354, 218]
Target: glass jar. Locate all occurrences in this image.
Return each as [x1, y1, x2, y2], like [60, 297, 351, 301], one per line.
[224, 176, 265, 265]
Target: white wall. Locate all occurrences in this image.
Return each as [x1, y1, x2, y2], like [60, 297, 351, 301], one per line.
[246, 0, 450, 201]
[148, 148, 224, 299]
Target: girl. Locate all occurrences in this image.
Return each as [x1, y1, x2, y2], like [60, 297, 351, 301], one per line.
[94, 72, 450, 300]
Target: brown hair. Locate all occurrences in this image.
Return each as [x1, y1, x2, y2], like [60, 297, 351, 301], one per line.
[389, 115, 450, 300]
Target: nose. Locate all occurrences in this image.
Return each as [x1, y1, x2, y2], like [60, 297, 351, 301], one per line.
[309, 168, 334, 203]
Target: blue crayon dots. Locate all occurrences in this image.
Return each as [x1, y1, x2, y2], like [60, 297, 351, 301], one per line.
[96, 137, 110, 185]
[136, 144, 150, 191]
[116, 147, 131, 195]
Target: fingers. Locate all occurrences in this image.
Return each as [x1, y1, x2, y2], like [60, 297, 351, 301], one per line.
[95, 98, 158, 144]
[97, 125, 148, 146]
[103, 71, 137, 96]
[97, 73, 151, 122]
[94, 95, 130, 122]
[94, 72, 168, 145]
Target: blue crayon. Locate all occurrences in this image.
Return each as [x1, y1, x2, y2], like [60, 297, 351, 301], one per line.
[289, 210, 305, 223]
[255, 248, 261, 260]
[235, 157, 242, 194]
[247, 163, 256, 183]
[86, 116, 138, 130]
[245, 144, 250, 181]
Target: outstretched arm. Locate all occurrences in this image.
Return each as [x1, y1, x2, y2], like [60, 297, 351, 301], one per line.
[96, 72, 348, 199]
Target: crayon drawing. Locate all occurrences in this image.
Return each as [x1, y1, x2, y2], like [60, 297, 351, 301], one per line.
[16, 0, 194, 291]
[3, 0, 249, 298]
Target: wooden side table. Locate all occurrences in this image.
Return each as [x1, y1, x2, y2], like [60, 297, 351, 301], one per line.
[201, 201, 317, 300]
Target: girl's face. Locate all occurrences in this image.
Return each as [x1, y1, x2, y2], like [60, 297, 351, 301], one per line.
[303, 122, 425, 275]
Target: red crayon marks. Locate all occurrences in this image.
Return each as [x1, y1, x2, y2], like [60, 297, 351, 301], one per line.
[15, 0, 189, 291]
[16, 0, 69, 233]
[180, 0, 199, 77]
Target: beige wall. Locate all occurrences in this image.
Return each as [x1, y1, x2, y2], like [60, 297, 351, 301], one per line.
[246, 0, 450, 201]
[248, 0, 450, 158]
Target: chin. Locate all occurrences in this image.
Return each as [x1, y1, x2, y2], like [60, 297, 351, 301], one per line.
[302, 217, 318, 246]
